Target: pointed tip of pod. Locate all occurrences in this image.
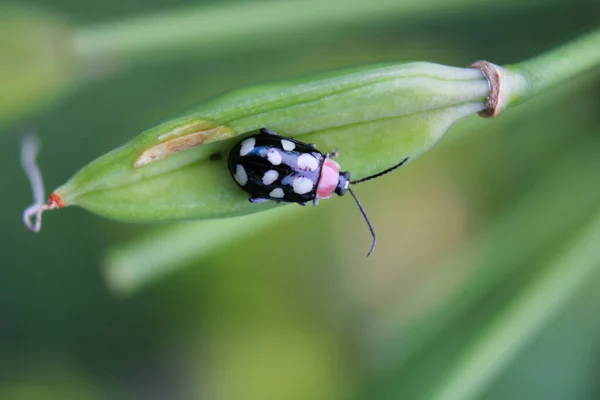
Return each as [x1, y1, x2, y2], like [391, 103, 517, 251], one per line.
[48, 192, 65, 209]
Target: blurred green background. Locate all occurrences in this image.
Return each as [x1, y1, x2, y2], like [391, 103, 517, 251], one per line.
[2, 0, 600, 399]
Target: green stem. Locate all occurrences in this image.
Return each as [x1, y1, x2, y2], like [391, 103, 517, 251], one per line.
[510, 28, 600, 102]
[424, 207, 600, 400]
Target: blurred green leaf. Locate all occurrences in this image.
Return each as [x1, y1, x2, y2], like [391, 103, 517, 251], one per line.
[0, 6, 74, 127]
[425, 205, 600, 400]
[104, 205, 299, 294]
[0, 364, 103, 400]
[74, 0, 557, 67]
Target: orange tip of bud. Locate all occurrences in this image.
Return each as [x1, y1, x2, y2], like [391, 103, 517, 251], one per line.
[48, 192, 64, 209]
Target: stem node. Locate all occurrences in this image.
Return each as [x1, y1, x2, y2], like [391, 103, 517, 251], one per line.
[471, 60, 505, 118]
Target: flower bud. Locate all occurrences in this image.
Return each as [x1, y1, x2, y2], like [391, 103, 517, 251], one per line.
[0, 6, 74, 127]
[44, 62, 494, 224]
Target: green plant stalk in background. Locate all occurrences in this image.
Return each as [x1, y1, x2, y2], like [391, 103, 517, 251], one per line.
[104, 205, 299, 294]
[73, 0, 553, 67]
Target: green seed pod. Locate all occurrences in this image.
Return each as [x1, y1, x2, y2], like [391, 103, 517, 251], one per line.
[0, 6, 74, 128]
[32, 61, 518, 226]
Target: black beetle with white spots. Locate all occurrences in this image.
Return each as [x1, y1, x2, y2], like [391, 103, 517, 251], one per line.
[227, 128, 408, 256]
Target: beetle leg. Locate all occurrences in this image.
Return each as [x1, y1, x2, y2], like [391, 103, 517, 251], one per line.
[313, 198, 319, 206]
[299, 201, 308, 206]
[259, 128, 278, 136]
[249, 195, 270, 203]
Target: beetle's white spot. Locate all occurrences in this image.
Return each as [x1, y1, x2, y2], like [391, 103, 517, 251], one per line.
[297, 153, 319, 171]
[262, 170, 279, 185]
[234, 164, 248, 186]
[292, 177, 314, 195]
[281, 139, 295, 151]
[269, 188, 285, 198]
[239, 138, 255, 156]
[267, 148, 282, 165]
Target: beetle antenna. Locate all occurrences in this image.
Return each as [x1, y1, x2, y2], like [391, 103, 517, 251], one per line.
[351, 157, 409, 185]
[347, 187, 376, 257]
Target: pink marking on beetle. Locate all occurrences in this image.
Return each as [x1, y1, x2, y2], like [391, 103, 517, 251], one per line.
[316, 158, 340, 199]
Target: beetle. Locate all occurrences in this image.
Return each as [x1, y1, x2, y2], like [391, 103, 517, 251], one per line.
[227, 128, 408, 256]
